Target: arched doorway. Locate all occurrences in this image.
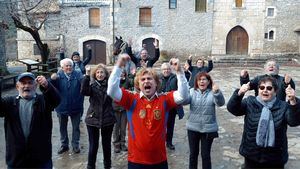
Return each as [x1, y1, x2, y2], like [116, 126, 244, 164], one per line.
[226, 26, 249, 55]
[142, 38, 159, 59]
[83, 40, 106, 64]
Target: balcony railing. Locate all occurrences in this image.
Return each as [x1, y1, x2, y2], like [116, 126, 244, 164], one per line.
[61, 0, 110, 3]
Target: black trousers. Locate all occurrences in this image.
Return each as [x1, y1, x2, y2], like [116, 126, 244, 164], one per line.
[188, 130, 217, 169]
[128, 160, 168, 169]
[86, 124, 114, 169]
[242, 158, 284, 169]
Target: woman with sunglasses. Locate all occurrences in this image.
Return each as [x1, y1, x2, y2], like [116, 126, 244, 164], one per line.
[227, 76, 300, 169]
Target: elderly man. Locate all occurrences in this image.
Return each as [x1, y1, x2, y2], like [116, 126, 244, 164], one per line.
[160, 62, 184, 150]
[107, 54, 189, 169]
[51, 58, 84, 154]
[240, 59, 295, 101]
[0, 72, 60, 168]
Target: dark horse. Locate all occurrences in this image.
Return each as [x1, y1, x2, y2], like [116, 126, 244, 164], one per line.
[113, 36, 128, 55]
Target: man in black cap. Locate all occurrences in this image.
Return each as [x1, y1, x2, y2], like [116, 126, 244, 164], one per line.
[71, 44, 92, 75]
[0, 72, 60, 168]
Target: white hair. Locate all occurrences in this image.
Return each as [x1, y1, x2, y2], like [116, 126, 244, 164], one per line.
[60, 58, 73, 67]
[161, 62, 171, 69]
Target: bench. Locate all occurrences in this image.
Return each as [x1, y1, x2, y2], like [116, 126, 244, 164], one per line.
[17, 58, 58, 77]
[0, 74, 18, 89]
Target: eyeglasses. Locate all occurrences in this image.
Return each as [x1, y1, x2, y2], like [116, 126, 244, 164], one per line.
[259, 86, 273, 91]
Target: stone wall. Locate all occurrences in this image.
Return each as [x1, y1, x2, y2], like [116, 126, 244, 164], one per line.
[114, 0, 214, 59]
[263, 0, 300, 53]
[16, 0, 300, 63]
[211, 0, 265, 55]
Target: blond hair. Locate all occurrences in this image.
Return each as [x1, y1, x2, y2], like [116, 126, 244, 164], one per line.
[134, 68, 161, 92]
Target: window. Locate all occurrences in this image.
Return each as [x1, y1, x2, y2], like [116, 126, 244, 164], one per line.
[169, 0, 177, 9]
[139, 8, 151, 26]
[269, 30, 274, 40]
[236, 0, 242, 8]
[89, 8, 100, 28]
[33, 44, 40, 55]
[267, 8, 275, 17]
[264, 33, 268, 39]
[195, 0, 206, 12]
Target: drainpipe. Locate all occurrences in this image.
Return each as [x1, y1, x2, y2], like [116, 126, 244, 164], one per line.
[112, 0, 115, 64]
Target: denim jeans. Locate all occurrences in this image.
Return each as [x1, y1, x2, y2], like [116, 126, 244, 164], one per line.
[166, 109, 177, 145]
[187, 130, 216, 169]
[57, 113, 81, 149]
[87, 124, 114, 169]
[128, 160, 168, 169]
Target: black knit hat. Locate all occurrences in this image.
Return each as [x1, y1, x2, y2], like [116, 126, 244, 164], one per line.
[72, 51, 80, 57]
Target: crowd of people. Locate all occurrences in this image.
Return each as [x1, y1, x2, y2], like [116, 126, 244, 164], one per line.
[0, 39, 299, 169]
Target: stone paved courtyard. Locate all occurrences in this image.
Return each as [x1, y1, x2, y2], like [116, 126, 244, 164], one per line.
[1, 65, 300, 169]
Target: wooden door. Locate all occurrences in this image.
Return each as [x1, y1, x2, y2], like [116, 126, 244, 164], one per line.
[83, 40, 106, 64]
[142, 38, 159, 59]
[226, 26, 249, 55]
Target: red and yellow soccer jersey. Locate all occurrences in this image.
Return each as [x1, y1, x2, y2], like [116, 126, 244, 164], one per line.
[116, 88, 177, 164]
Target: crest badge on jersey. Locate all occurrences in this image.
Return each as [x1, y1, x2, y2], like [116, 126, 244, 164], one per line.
[153, 109, 162, 120]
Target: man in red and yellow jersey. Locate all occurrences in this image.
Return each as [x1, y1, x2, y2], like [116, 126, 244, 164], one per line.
[107, 54, 189, 169]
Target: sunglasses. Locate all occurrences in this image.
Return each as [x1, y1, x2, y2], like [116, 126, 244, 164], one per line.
[259, 86, 273, 91]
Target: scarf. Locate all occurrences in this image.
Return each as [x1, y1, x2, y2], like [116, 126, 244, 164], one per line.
[255, 96, 276, 147]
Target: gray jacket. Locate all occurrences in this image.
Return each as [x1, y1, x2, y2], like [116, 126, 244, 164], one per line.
[186, 88, 225, 133]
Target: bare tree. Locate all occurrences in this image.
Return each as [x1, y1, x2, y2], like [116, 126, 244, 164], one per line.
[5, 0, 57, 65]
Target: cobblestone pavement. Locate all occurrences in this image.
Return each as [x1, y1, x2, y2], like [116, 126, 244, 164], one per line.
[1, 66, 300, 169]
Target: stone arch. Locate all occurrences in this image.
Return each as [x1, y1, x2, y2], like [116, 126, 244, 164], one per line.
[226, 26, 249, 55]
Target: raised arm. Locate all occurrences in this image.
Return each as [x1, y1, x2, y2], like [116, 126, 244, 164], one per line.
[107, 54, 130, 102]
[148, 39, 160, 67]
[171, 59, 189, 104]
[227, 82, 250, 116]
[285, 85, 300, 126]
[206, 59, 213, 72]
[82, 47, 92, 66]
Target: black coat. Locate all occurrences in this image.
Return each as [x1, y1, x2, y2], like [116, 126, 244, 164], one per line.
[240, 74, 295, 101]
[227, 90, 300, 165]
[81, 76, 116, 128]
[127, 47, 160, 68]
[0, 84, 60, 168]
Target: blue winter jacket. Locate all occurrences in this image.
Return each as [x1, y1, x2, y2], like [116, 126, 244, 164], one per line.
[51, 70, 84, 115]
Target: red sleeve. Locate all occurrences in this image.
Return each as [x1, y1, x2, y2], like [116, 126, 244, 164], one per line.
[165, 91, 177, 111]
[115, 88, 135, 110]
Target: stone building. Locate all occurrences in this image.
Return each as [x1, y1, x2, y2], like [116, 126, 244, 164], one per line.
[16, 0, 300, 64]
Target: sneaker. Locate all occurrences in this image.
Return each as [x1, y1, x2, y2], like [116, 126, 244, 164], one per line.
[166, 143, 175, 150]
[57, 146, 69, 154]
[120, 144, 128, 151]
[73, 147, 81, 154]
[114, 145, 121, 153]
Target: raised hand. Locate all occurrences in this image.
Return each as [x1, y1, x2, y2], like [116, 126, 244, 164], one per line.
[188, 55, 193, 60]
[117, 53, 130, 68]
[86, 44, 91, 50]
[172, 58, 182, 73]
[238, 82, 250, 96]
[36, 75, 48, 88]
[86, 66, 91, 76]
[51, 73, 58, 80]
[284, 74, 291, 85]
[153, 39, 159, 48]
[212, 83, 219, 93]
[128, 38, 133, 47]
[240, 69, 248, 78]
[286, 84, 296, 105]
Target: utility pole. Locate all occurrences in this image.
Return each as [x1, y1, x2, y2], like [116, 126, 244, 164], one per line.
[112, 0, 115, 63]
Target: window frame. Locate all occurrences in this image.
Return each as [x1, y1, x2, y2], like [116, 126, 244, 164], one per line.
[169, 0, 177, 9]
[89, 8, 100, 28]
[266, 7, 276, 18]
[139, 7, 152, 27]
[195, 0, 207, 12]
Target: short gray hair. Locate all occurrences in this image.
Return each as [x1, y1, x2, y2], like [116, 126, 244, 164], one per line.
[161, 62, 171, 69]
[60, 58, 73, 67]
